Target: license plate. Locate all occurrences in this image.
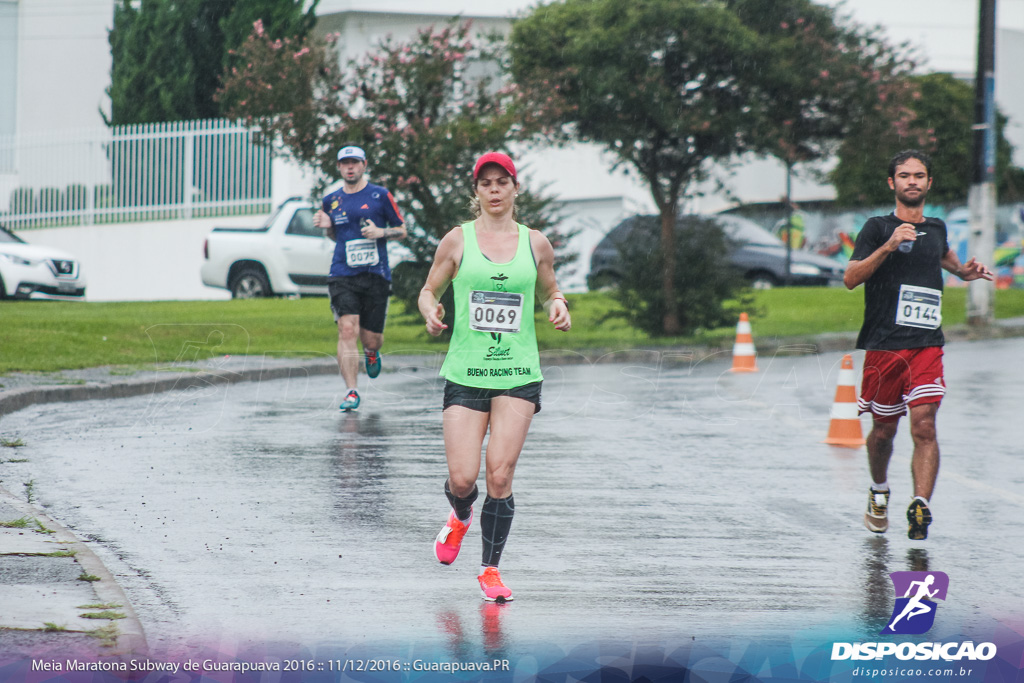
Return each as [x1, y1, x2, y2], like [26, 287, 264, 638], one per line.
[57, 282, 76, 293]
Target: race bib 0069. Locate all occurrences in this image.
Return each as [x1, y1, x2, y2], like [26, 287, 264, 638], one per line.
[469, 290, 523, 333]
[345, 238, 380, 267]
[895, 284, 942, 329]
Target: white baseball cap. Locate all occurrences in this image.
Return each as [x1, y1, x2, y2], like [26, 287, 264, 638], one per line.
[337, 146, 366, 162]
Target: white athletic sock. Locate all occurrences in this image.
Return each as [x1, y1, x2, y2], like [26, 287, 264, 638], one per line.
[913, 495, 929, 506]
[871, 482, 889, 492]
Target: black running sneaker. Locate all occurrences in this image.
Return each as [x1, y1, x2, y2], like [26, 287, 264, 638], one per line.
[907, 499, 932, 540]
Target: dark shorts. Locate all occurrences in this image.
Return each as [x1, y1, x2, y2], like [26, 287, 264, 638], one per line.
[328, 273, 391, 334]
[859, 347, 946, 422]
[443, 380, 542, 414]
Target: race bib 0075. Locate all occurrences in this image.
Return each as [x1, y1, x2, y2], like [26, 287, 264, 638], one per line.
[345, 238, 380, 267]
[469, 290, 523, 333]
[895, 284, 942, 329]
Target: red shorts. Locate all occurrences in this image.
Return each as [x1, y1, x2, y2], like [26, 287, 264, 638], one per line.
[858, 347, 945, 423]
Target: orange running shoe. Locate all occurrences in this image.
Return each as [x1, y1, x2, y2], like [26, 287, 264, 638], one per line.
[434, 510, 472, 565]
[478, 566, 513, 603]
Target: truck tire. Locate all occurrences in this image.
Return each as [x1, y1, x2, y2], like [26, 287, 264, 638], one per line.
[230, 267, 271, 299]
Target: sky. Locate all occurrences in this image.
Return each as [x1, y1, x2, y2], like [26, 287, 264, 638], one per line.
[818, 0, 1024, 74]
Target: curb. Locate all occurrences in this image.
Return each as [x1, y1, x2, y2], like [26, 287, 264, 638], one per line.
[0, 486, 147, 658]
[0, 358, 343, 419]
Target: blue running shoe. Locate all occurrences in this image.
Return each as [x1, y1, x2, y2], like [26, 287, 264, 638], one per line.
[365, 350, 382, 379]
[339, 389, 360, 412]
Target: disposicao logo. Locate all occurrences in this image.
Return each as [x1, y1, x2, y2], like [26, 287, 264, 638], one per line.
[831, 571, 997, 662]
[882, 571, 948, 635]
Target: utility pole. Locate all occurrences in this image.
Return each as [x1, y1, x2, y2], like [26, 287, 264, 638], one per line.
[968, 0, 997, 326]
[784, 162, 793, 285]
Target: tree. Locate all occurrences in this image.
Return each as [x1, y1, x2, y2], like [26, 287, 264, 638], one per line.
[831, 72, 1024, 205]
[510, 0, 764, 335]
[728, 0, 913, 166]
[107, 0, 317, 125]
[219, 21, 568, 318]
[725, 0, 915, 275]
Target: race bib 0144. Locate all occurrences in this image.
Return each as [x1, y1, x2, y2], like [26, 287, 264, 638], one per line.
[895, 284, 942, 329]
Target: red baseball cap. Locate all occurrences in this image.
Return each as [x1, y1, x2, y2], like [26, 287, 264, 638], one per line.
[473, 152, 517, 183]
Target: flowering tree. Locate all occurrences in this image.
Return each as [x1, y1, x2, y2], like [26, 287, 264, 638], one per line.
[218, 21, 566, 278]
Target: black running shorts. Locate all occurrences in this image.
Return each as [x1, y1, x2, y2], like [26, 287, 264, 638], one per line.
[443, 380, 542, 414]
[328, 273, 391, 334]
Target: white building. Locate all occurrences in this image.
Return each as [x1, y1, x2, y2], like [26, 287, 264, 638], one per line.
[2, 0, 1023, 296]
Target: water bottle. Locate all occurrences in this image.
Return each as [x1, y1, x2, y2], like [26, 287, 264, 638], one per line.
[898, 240, 913, 253]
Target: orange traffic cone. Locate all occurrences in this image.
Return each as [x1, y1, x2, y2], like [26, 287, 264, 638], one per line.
[824, 354, 865, 448]
[729, 312, 758, 372]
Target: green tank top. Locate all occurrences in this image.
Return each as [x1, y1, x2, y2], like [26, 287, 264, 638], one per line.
[439, 221, 543, 389]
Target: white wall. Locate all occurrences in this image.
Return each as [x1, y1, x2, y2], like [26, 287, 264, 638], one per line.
[19, 216, 255, 302]
[0, 0, 17, 137]
[16, 189, 621, 300]
[16, 0, 113, 135]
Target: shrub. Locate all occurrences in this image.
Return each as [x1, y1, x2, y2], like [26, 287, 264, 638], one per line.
[611, 215, 753, 337]
[390, 260, 454, 341]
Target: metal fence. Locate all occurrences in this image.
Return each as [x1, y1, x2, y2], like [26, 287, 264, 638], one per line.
[0, 119, 273, 230]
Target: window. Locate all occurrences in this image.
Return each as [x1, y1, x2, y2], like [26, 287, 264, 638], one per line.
[284, 208, 320, 237]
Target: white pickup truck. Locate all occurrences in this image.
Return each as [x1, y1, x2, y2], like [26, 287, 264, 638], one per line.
[202, 196, 412, 298]
[201, 197, 329, 298]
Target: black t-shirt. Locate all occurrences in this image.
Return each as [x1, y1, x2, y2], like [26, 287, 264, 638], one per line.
[851, 213, 950, 350]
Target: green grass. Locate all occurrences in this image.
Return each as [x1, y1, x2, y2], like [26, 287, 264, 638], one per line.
[2, 288, 1023, 374]
[0, 517, 31, 528]
[79, 610, 126, 620]
[85, 623, 120, 647]
[78, 603, 122, 610]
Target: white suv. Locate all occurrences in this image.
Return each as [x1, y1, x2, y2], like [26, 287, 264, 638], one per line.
[0, 225, 87, 300]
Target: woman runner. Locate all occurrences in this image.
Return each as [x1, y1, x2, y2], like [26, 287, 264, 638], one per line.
[418, 152, 571, 602]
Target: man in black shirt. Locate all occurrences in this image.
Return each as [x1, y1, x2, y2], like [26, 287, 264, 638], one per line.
[845, 150, 993, 540]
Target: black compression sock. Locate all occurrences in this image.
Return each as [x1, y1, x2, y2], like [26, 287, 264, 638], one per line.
[444, 480, 478, 522]
[481, 494, 515, 567]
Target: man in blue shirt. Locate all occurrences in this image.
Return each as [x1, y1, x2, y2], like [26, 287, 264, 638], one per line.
[314, 145, 406, 411]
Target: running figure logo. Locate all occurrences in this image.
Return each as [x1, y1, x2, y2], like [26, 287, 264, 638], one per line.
[882, 571, 949, 635]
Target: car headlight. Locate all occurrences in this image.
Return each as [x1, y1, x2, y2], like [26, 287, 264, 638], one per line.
[0, 252, 36, 267]
[790, 263, 822, 276]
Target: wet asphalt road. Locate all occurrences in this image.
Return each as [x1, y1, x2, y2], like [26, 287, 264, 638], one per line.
[2, 339, 1022, 665]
